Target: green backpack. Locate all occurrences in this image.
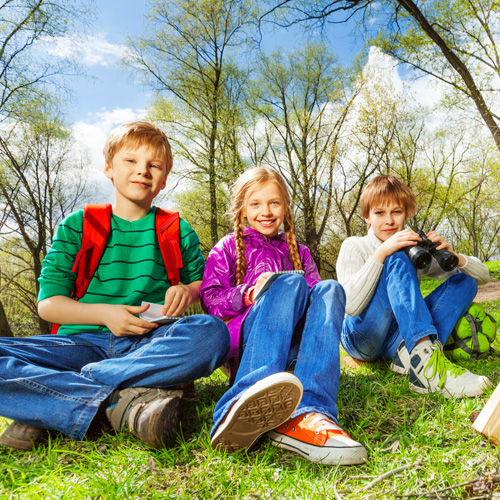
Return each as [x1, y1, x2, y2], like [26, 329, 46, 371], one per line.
[444, 303, 497, 362]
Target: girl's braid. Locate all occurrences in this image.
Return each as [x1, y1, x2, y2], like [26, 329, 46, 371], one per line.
[234, 216, 247, 285]
[284, 212, 302, 271]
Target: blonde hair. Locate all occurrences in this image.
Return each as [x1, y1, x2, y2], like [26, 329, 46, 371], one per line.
[230, 167, 302, 285]
[103, 122, 173, 175]
[360, 175, 416, 220]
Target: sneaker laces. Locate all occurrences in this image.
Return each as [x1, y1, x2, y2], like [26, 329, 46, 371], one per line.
[303, 412, 343, 435]
[424, 345, 467, 388]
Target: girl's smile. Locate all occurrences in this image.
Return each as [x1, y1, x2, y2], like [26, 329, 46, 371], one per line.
[243, 182, 285, 238]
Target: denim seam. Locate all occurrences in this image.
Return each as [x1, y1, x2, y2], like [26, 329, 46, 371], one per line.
[70, 386, 113, 440]
[17, 378, 104, 405]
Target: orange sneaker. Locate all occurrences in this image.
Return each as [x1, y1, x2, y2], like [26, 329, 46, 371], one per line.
[269, 412, 367, 465]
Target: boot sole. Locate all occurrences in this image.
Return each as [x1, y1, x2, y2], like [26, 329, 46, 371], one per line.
[211, 373, 303, 452]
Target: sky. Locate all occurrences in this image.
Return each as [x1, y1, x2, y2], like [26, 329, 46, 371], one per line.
[60, 1, 364, 193]
[57, 0, 444, 201]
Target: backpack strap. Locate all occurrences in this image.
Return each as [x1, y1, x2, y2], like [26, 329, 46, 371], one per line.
[51, 204, 112, 334]
[72, 204, 113, 299]
[444, 312, 493, 361]
[155, 208, 183, 286]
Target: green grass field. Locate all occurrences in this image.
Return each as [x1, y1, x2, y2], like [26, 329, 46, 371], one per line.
[2, 265, 500, 499]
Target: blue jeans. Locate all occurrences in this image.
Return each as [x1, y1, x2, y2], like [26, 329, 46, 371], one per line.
[341, 252, 478, 360]
[211, 274, 345, 434]
[0, 315, 229, 440]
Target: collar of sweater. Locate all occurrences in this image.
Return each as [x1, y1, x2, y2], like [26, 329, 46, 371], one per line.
[367, 227, 383, 249]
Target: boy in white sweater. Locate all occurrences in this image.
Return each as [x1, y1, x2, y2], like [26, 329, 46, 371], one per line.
[336, 175, 491, 398]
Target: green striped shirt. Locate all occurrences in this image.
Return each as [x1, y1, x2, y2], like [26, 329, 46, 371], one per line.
[38, 206, 204, 335]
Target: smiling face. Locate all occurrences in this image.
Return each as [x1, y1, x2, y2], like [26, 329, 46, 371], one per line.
[365, 201, 408, 242]
[104, 144, 168, 212]
[243, 181, 286, 238]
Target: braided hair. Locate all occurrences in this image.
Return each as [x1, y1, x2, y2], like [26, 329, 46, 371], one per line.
[230, 167, 303, 285]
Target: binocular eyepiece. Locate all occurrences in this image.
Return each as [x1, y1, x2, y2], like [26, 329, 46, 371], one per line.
[403, 229, 459, 272]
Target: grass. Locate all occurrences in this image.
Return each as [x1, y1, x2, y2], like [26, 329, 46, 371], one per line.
[2, 272, 500, 498]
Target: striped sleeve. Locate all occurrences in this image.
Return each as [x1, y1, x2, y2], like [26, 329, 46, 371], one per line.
[178, 218, 204, 284]
[38, 210, 84, 301]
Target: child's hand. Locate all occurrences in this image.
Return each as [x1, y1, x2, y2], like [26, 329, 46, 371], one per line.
[251, 272, 273, 301]
[426, 231, 466, 266]
[425, 231, 452, 251]
[374, 228, 421, 263]
[162, 284, 194, 316]
[102, 303, 158, 337]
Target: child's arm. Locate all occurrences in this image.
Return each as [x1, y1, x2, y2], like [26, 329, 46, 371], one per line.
[38, 296, 158, 337]
[161, 280, 201, 316]
[372, 228, 421, 264]
[336, 237, 384, 317]
[200, 235, 252, 319]
[424, 231, 490, 285]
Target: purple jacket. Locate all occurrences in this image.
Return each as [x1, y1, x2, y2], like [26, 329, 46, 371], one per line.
[200, 227, 322, 358]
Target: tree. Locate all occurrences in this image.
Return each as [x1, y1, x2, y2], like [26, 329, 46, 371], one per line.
[262, 0, 500, 153]
[126, 0, 255, 246]
[0, 0, 91, 120]
[445, 147, 500, 260]
[0, 104, 91, 334]
[249, 42, 356, 271]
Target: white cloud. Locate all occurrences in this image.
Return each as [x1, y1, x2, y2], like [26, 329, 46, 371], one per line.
[43, 33, 128, 67]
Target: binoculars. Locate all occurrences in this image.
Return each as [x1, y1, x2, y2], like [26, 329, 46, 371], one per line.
[403, 229, 459, 272]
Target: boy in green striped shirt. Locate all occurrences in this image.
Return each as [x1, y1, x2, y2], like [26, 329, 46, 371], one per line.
[0, 122, 230, 451]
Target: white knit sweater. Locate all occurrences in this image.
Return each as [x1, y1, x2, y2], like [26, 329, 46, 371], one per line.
[336, 228, 490, 317]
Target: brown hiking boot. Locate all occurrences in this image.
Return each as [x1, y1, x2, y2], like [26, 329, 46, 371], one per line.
[105, 387, 183, 448]
[0, 421, 48, 451]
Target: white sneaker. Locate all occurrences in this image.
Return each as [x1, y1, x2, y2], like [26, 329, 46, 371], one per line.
[390, 340, 411, 375]
[211, 372, 303, 452]
[409, 342, 492, 399]
[269, 412, 367, 465]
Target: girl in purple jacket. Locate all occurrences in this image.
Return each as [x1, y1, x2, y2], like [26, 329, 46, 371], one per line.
[201, 167, 367, 465]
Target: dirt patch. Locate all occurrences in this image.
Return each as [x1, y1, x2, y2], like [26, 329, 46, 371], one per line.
[475, 280, 500, 303]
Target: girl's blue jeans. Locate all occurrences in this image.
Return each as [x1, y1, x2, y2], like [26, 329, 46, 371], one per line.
[0, 315, 229, 440]
[211, 274, 345, 435]
[341, 252, 478, 361]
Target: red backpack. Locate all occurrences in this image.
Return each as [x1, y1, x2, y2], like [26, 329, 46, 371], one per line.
[51, 204, 183, 334]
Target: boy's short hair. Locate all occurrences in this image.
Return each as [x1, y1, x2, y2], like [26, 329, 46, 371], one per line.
[360, 175, 416, 219]
[103, 122, 173, 175]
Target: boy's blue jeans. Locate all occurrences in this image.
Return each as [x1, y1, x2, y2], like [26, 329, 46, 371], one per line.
[0, 315, 229, 440]
[341, 252, 478, 361]
[211, 274, 345, 435]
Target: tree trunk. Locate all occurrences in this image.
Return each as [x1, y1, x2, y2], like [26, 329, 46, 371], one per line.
[39, 316, 50, 335]
[398, 0, 500, 152]
[0, 299, 14, 337]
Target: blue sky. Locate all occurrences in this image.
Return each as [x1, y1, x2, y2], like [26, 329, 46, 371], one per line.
[69, 1, 363, 124]
[63, 1, 431, 200]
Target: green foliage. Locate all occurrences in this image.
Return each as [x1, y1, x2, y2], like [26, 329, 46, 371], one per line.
[0, 0, 94, 119]
[126, 0, 254, 246]
[174, 183, 232, 258]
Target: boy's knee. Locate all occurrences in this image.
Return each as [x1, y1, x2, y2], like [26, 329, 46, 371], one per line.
[191, 315, 230, 356]
[384, 251, 418, 277]
[449, 272, 478, 295]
